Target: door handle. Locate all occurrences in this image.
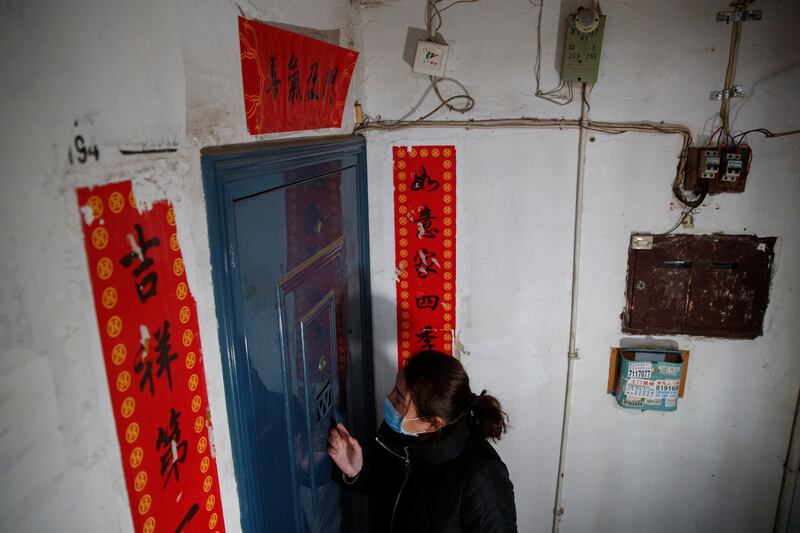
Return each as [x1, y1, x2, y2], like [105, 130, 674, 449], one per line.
[318, 357, 327, 373]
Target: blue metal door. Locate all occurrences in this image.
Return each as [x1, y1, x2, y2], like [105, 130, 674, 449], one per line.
[203, 136, 374, 533]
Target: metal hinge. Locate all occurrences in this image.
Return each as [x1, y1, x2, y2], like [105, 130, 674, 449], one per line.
[716, 9, 761, 23]
[710, 85, 744, 101]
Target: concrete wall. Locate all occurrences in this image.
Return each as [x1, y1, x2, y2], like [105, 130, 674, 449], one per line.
[360, 0, 800, 532]
[1, 0, 799, 532]
[0, 0, 361, 531]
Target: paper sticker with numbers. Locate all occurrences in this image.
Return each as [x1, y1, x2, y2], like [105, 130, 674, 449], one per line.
[77, 180, 225, 533]
[625, 378, 657, 399]
[627, 361, 652, 379]
[654, 380, 680, 400]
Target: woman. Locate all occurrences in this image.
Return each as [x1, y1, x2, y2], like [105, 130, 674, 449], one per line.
[328, 350, 517, 533]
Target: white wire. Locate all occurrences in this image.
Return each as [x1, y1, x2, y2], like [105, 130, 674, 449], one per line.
[532, 0, 574, 105]
[425, 0, 477, 114]
[654, 207, 695, 237]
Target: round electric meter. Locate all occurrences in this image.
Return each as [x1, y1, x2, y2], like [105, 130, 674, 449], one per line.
[575, 6, 600, 33]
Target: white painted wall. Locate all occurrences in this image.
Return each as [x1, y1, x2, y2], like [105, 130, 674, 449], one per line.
[2, 0, 799, 532]
[360, 0, 800, 532]
[0, 0, 361, 531]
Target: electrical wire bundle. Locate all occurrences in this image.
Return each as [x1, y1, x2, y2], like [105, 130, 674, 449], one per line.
[354, 0, 799, 234]
[426, 0, 476, 114]
[531, 0, 574, 106]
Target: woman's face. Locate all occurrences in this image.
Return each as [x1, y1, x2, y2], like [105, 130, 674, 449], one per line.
[387, 370, 441, 434]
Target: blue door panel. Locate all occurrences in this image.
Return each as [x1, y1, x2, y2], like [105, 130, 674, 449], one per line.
[202, 136, 374, 533]
[278, 239, 346, 532]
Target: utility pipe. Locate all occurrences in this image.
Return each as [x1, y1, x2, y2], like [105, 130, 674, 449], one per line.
[551, 83, 591, 533]
[775, 386, 800, 531]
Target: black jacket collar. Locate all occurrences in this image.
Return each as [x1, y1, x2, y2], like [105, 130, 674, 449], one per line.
[377, 416, 471, 467]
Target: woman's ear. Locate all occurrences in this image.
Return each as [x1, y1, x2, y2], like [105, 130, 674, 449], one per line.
[428, 416, 446, 432]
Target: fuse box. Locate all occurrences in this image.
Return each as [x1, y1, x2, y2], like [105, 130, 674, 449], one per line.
[622, 233, 775, 338]
[684, 145, 751, 194]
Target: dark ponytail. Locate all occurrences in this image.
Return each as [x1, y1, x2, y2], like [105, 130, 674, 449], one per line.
[404, 351, 509, 441]
[468, 389, 508, 441]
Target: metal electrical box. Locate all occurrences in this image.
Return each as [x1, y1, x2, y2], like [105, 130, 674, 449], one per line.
[622, 234, 775, 339]
[561, 9, 605, 83]
[684, 145, 751, 194]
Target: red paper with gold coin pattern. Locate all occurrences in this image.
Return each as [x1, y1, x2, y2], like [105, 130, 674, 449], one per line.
[76, 181, 225, 533]
[393, 146, 456, 368]
[239, 17, 359, 134]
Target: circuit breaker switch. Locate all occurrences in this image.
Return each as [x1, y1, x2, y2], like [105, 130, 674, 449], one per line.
[700, 150, 721, 180]
[722, 153, 743, 181]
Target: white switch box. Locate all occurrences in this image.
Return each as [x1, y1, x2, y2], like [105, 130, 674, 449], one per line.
[412, 40, 449, 77]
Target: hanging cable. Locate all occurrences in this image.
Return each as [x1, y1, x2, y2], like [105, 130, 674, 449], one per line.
[430, 76, 475, 113]
[731, 127, 800, 148]
[353, 96, 484, 132]
[718, 0, 757, 137]
[719, 17, 742, 136]
[424, 0, 478, 115]
[531, 0, 574, 105]
[654, 180, 709, 237]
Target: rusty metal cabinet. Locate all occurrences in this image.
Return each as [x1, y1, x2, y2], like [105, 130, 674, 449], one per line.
[622, 234, 775, 339]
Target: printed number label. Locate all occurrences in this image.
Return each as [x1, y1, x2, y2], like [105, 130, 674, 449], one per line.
[627, 362, 652, 379]
[68, 135, 100, 164]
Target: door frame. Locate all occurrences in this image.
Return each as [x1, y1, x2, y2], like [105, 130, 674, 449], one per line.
[201, 135, 375, 532]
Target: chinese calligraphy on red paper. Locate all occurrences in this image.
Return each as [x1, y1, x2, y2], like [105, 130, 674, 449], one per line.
[239, 17, 359, 134]
[393, 146, 457, 367]
[77, 181, 225, 533]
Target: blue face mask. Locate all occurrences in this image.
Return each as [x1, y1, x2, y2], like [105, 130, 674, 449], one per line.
[383, 397, 426, 437]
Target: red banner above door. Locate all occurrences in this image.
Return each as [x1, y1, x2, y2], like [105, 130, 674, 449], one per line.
[238, 17, 359, 134]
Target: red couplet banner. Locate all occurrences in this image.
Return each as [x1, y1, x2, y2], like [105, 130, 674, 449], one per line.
[393, 146, 457, 368]
[76, 181, 225, 533]
[238, 17, 359, 134]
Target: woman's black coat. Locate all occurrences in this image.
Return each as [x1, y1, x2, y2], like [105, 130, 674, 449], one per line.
[342, 417, 517, 533]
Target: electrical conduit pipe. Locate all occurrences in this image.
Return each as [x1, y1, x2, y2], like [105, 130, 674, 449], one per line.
[552, 83, 590, 533]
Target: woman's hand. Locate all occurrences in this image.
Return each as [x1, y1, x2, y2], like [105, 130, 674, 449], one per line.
[327, 423, 363, 478]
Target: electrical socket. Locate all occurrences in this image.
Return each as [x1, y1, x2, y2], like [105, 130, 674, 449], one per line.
[412, 40, 449, 77]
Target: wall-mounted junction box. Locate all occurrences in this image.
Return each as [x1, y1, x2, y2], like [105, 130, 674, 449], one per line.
[684, 145, 751, 193]
[560, 8, 606, 83]
[622, 234, 775, 339]
[412, 40, 449, 77]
